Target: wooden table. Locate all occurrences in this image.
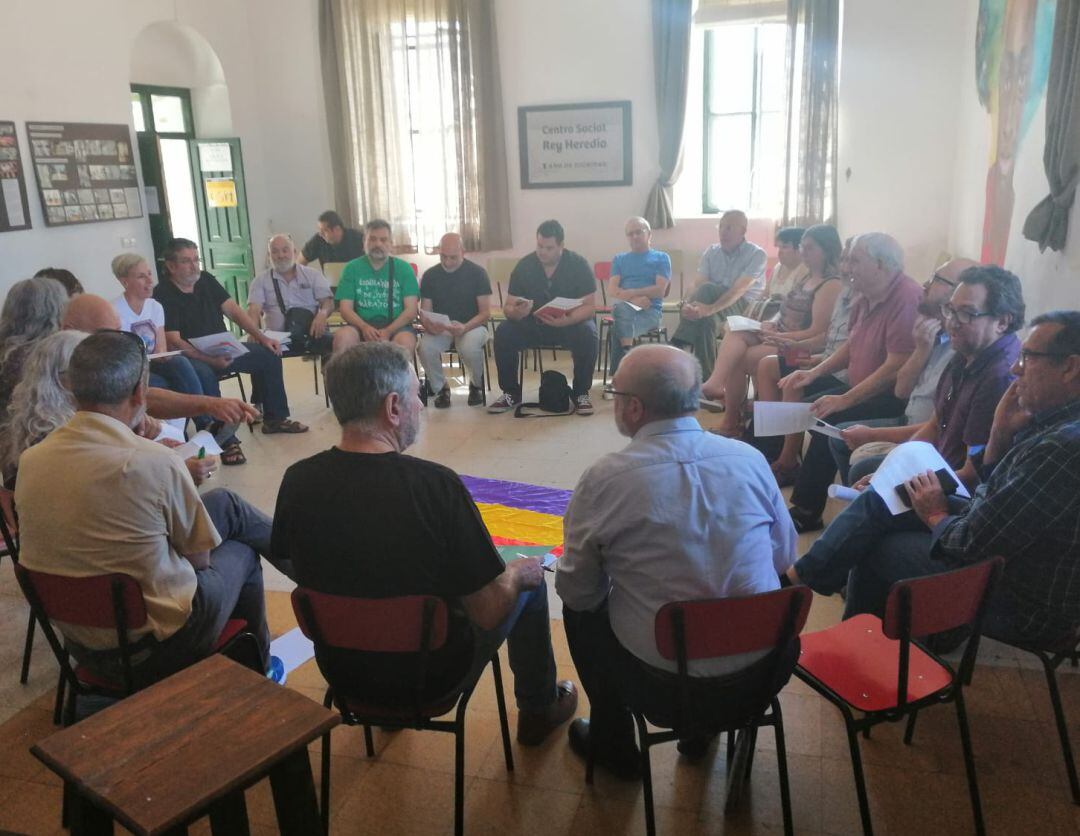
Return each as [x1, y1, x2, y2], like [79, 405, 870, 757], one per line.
[31, 653, 340, 835]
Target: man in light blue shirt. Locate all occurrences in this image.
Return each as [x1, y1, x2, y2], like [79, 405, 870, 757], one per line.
[604, 217, 671, 387]
[556, 344, 797, 778]
[670, 210, 767, 378]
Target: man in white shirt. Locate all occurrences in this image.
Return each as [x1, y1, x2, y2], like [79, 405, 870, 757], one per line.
[556, 344, 797, 777]
[248, 234, 334, 357]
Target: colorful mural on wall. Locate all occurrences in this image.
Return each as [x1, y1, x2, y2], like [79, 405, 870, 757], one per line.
[977, 0, 1055, 265]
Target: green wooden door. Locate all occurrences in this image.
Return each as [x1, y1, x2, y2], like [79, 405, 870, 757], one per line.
[137, 133, 172, 271]
[189, 139, 255, 332]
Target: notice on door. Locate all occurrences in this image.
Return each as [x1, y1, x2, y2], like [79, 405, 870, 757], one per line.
[205, 178, 237, 208]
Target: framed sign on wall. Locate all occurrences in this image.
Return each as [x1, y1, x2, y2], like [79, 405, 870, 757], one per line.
[0, 121, 31, 232]
[518, 100, 632, 189]
[26, 122, 142, 226]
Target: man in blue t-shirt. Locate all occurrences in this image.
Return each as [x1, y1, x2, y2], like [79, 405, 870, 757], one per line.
[604, 217, 671, 390]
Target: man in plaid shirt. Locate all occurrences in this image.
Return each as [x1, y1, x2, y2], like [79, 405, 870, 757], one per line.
[787, 310, 1080, 648]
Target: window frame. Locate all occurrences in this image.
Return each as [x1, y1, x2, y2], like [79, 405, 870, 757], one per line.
[130, 84, 195, 140]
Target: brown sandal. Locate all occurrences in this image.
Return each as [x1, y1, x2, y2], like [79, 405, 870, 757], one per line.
[221, 443, 247, 466]
[261, 418, 309, 435]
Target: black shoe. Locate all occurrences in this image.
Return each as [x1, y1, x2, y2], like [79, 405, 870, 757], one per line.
[467, 381, 484, 406]
[789, 506, 823, 534]
[676, 734, 715, 760]
[434, 386, 451, 409]
[567, 718, 641, 780]
[517, 681, 578, 745]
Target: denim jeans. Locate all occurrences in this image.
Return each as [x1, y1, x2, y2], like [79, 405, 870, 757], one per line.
[188, 343, 291, 422]
[149, 355, 212, 431]
[608, 301, 662, 377]
[493, 317, 598, 399]
[670, 284, 749, 379]
[443, 580, 559, 711]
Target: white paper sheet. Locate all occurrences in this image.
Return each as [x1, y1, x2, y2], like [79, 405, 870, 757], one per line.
[269, 627, 315, 674]
[869, 441, 970, 516]
[535, 296, 583, 314]
[148, 350, 181, 359]
[189, 332, 250, 359]
[261, 330, 292, 347]
[622, 301, 643, 312]
[809, 419, 844, 440]
[420, 309, 452, 327]
[2, 179, 25, 227]
[172, 430, 225, 461]
[726, 315, 762, 332]
[828, 485, 861, 503]
[753, 402, 814, 436]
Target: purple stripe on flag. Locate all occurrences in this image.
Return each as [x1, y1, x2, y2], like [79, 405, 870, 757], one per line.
[461, 475, 572, 516]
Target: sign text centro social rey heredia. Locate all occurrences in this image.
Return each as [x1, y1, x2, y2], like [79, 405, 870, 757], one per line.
[539, 121, 609, 154]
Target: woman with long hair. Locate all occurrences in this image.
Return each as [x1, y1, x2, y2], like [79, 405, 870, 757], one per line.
[0, 276, 69, 418]
[701, 224, 845, 438]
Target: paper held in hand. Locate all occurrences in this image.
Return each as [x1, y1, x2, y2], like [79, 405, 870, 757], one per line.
[726, 315, 762, 332]
[262, 330, 293, 347]
[172, 430, 225, 461]
[148, 350, 182, 360]
[419, 309, 452, 327]
[188, 332, 250, 359]
[868, 441, 970, 516]
[752, 402, 843, 439]
[535, 297, 583, 316]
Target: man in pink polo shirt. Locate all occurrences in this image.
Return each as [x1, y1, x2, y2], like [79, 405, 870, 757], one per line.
[778, 232, 922, 531]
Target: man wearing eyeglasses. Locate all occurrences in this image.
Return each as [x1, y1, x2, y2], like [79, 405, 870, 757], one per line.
[155, 238, 308, 452]
[556, 344, 797, 777]
[785, 310, 1080, 650]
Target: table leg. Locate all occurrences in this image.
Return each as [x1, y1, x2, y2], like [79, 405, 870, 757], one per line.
[268, 747, 322, 836]
[208, 789, 250, 835]
[69, 793, 113, 836]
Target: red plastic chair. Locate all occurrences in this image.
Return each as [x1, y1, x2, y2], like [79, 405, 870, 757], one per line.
[291, 588, 514, 836]
[587, 586, 813, 836]
[13, 565, 256, 726]
[795, 557, 1004, 835]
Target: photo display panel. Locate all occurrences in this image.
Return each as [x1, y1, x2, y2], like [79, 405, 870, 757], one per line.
[0, 121, 31, 232]
[26, 122, 142, 226]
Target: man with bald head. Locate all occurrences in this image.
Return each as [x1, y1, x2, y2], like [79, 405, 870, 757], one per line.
[670, 209, 767, 378]
[556, 344, 797, 777]
[417, 232, 492, 407]
[602, 217, 670, 389]
[62, 292, 121, 332]
[248, 234, 334, 357]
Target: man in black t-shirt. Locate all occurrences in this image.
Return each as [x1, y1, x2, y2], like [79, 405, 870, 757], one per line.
[417, 232, 492, 408]
[296, 210, 365, 266]
[488, 219, 598, 415]
[272, 342, 577, 742]
[154, 238, 308, 459]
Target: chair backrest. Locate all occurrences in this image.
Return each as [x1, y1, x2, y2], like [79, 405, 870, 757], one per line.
[322, 261, 347, 283]
[409, 262, 419, 277]
[660, 249, 685, 298]
[655, 586, 813, 662]
[291, 588, 449, 653]
[594, 261, 612, 304]
[882, 557, 1003, 641]
[487, 256, 519, 306]
[15, 566, 148, 630]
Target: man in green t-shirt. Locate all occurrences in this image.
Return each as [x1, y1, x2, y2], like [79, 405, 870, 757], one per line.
[332, 219, 419, 355]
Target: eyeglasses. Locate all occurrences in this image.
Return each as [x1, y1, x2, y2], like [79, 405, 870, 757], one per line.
[1018, 348, 1075, 369]
[607, 389, 641, 400]
[931, 273, 958, 288]
[169, 255, 201, 267]
[941, 304, 995, 325]
[96, 328, 148, 358]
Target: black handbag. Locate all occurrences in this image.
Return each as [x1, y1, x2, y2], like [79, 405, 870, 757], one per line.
[270, 273, 315, 353]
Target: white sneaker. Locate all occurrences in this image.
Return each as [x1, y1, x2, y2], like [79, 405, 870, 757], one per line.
[575, 393, 594, 415]
[487, 392, 519, 414]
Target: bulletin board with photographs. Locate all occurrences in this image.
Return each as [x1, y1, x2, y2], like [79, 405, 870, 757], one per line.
[0, 121, 31, 233]
[26, 122, 142, 227]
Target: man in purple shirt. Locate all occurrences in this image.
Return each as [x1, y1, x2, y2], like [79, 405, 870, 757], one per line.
[778, 233, 922, 531]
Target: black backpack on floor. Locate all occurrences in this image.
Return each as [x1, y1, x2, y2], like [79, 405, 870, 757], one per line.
[514, 370, 575, 417]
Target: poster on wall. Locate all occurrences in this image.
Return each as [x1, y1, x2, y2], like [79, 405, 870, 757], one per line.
[0, 121, 31, 233]
[518, 101, 632, 189]
[25, 121, 142, 227]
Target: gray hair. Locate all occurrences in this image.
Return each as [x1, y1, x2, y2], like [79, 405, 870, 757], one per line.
[67, 332, 148, 406]
[853, 232, 904, 273]
[324, 342, 413, 427]
[625, 216, 651, 233]
[267, 233, 294, 253]
[3, 330, 87, 471]
[0, 277, 68, 359]
[110, 252, 146, 280]
[632, 349, 702, 419]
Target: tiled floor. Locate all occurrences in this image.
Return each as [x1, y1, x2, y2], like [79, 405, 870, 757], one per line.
[1, 354, 1079, 834]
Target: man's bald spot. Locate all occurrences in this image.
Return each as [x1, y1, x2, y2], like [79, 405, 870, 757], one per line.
[624, 216, 650, 233]
[268, 233, 293, 251]
[63, 293, 120, 331]
[936, 257, 979, 284]
[439, 232, 464, 254]
[620, 343, 698, 397]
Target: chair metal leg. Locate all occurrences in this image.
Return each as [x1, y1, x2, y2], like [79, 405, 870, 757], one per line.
[726, 728, 735, 767]
[454, 700, 468, 836]
[585, 711, 596, 785]
[491, 654, 514, 772]
[633, 713, 656, 836]
[903, 709, 919, 745]
[53, 674, 65, 725]
[953, 690, 986, 835]
[363, 725, 375, 758]
[744, 725, 759, 783]
[1042, 656, 1080, 804]
[842, 715, 874, 835]
[771, 700, 795, 836]
[320, 730, 331, 836]
[312, 353, 320, 396]
[19, 609, 34, 683]
[725, 727, 753, 813]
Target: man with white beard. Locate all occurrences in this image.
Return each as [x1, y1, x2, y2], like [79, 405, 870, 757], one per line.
[248, 233, 335, 357]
